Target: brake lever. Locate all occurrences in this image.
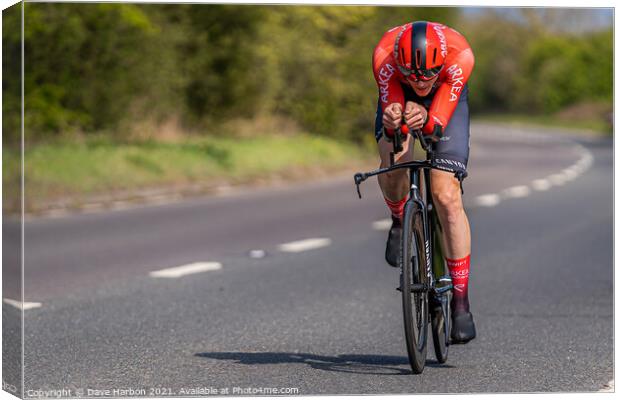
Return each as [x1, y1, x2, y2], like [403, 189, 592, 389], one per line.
[354, 173, 365, 199]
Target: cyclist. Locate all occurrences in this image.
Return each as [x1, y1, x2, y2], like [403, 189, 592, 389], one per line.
[372, 21, 476, 343]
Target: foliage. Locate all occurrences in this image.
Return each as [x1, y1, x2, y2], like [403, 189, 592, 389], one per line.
[464, 9, 612, 115]
[516, 30, 612, 113]
[2, 3, 22, 142]
[23, 4, 155, 133]
[1, 5, 612, 143]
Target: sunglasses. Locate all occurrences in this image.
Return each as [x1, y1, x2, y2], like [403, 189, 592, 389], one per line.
[397, 64, 443, 81]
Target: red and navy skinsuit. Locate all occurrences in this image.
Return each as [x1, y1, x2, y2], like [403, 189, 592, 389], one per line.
[372, 22, 475, 174]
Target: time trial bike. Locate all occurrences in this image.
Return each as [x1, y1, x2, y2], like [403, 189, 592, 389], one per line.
[354, 124, 464, 374]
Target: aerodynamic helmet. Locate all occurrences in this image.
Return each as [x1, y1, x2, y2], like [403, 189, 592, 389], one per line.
[393, 21, 446, 80]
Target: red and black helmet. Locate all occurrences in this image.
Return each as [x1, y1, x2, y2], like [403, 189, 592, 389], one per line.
[393, 21, 447, 80]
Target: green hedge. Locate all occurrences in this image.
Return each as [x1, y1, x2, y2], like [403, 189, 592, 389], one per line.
[2, 5, 611, 142]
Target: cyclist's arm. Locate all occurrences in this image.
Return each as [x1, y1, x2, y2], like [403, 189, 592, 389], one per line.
[372, 38, 405, 114]
[422, 48, 474, 135]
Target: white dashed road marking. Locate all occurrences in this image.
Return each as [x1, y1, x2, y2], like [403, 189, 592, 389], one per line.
[278, 238, 332, 253]
[562, 168, 578, 180]
[150, 262, 222, 278]
[531, 179, 551, 191]
[468, 141, 593, 209]
[3, 298, 42, 310]
[502, 185, 530, 199]
[249, 249, 267, 259]
[372, 219, 392, 231]
[548, 173, 569, 186]
[475, 194, 501, 207]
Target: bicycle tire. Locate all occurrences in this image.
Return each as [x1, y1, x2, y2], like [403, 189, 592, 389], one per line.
[400, 200, 429, 374]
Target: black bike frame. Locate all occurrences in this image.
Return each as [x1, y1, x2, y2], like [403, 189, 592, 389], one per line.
[354, 127, 454, 345]
[412, 158, 452, 292]
[409, 160, 433, 287]
[354, 154, 449, 285]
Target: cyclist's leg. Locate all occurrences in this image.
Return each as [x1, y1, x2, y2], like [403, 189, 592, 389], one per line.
[428, 85, 476, 342]
[375, 99, 414, 203]
[430, 170, 470, 259]
[377, 137, 414, 201]
[375, 99, 414, 267]
[429, 85, 471, 260]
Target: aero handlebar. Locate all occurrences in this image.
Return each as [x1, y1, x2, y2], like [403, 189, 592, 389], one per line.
[393, 123, 442, 154]
[354, 123, 466, 199]
[383, 123, 442, 165]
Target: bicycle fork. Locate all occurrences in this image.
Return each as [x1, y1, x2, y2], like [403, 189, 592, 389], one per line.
[397, 170, 432, 291]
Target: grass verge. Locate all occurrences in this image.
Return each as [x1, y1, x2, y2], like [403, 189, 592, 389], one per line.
[473, 113, 612, 136]
[6, 113, 607, 215]
[3, 133, 375, 214]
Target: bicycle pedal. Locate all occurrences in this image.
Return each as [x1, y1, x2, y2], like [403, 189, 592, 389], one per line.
[433, 285, 453, 295]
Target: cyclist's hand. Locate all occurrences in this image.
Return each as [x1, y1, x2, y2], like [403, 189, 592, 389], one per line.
[383, 103, 403, 132]
[404, 101, 427, 131]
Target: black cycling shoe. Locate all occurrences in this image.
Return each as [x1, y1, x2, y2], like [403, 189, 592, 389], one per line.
[385, 215, 402, 268]
[450, 309, 476, 344]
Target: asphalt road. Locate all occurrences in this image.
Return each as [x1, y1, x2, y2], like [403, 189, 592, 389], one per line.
[3, 123, 613, 396]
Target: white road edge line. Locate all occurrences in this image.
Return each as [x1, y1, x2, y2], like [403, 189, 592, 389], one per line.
[375, 138, 594, 215]
[475, 194, 501, 207]
[531, 179, 551, 191]
[249, 249, 267, 259]
[372, 219, 392, 231]
[465, 135, 595, 212]
[3, 298, 42, 310]
[502, 185, 530, 199]
[150, 262, 222, 278]
[548, 173, 569, 186]
[561, 168, 579, 181]
[278, 238, 332, 253]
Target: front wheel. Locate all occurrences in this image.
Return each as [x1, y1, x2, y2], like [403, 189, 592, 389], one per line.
[400, 201, 429, 374]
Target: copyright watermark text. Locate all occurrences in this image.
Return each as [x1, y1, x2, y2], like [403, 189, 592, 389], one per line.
[24, 386, 300, 398]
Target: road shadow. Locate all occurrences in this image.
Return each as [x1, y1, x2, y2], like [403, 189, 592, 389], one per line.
[195, 352, 454, 375]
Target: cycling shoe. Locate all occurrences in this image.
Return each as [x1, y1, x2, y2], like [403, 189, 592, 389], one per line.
[451, 310, 476, 344]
